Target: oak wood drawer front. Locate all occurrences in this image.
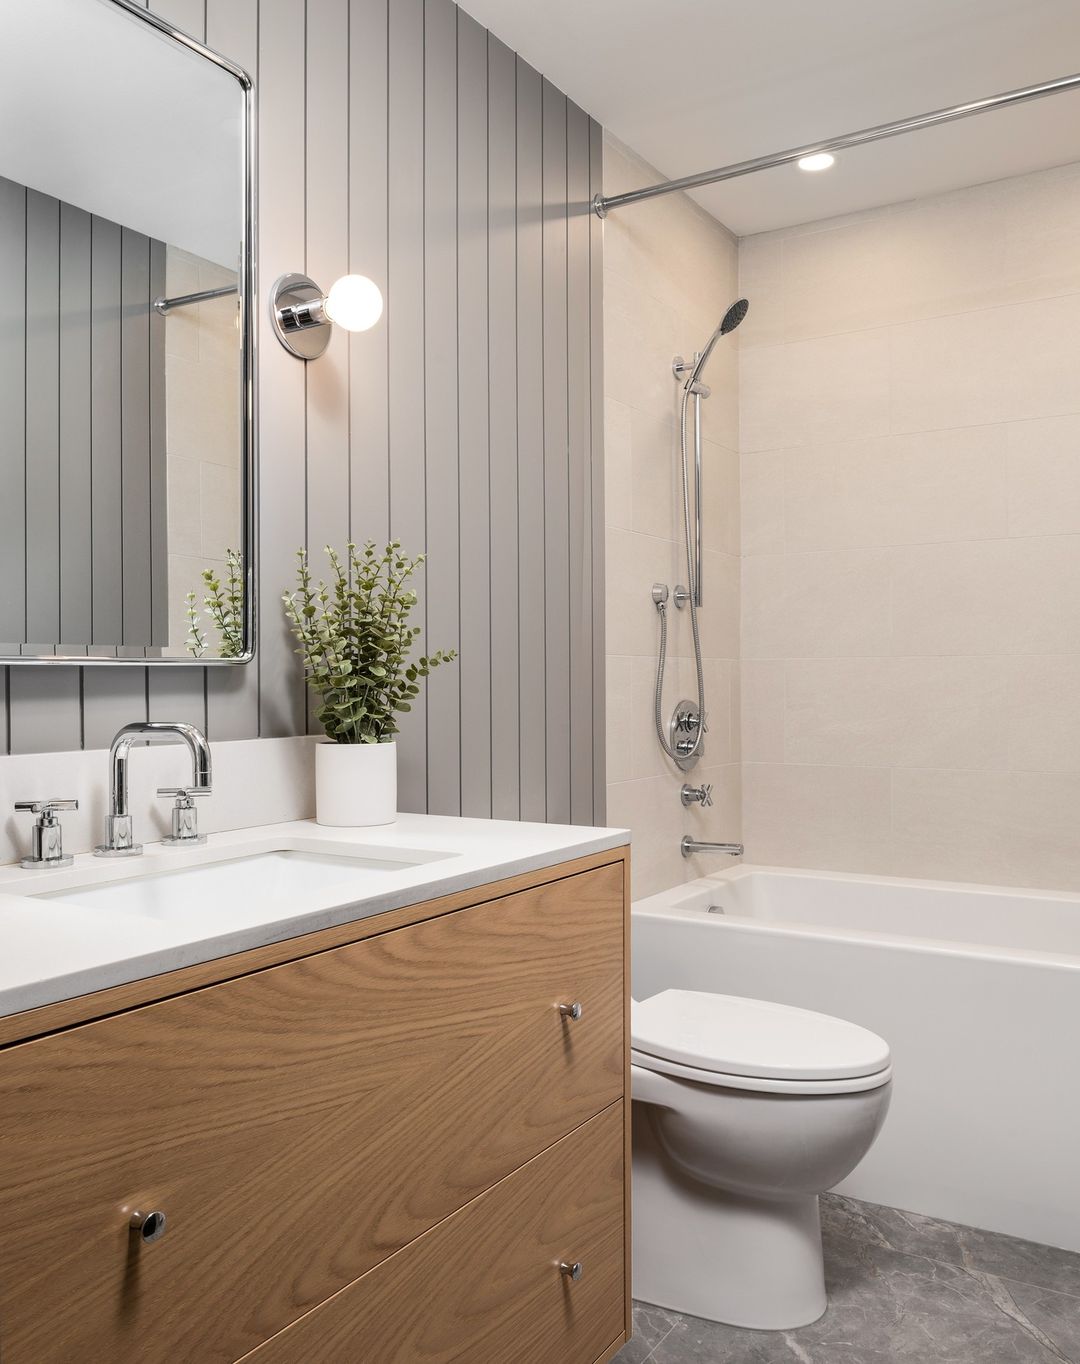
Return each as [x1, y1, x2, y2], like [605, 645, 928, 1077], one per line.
[0, 862, 624, 1364]
[241, 1103, 626, 1364]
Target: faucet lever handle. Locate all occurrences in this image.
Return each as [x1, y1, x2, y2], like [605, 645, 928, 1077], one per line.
[14, 800, 78, 868]
[156, 787, 210, 846]
[15, 798, 79, 817]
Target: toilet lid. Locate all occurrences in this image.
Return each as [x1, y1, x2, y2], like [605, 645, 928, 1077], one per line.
[631, 990, 891, 1082]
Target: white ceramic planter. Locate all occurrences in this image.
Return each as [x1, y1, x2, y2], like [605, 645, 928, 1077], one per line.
[315, 740, 397, 827]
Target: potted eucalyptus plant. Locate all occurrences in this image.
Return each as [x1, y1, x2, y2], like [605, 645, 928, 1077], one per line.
[283, 541, 456, 826]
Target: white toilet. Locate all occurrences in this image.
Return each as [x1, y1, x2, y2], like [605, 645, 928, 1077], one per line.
[631, 990, 892, 1330]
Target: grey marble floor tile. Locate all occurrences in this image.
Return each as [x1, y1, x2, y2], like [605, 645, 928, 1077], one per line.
[618, 1199, 1080, 1363]
[822, 1194, 1080, 1301]
[615, 1303, 680, 1363]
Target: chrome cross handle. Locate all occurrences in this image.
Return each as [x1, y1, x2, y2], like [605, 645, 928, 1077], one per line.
[14, 799, 78, 869]
[681, 783, 713, 808]
[157, 787, 211, 847]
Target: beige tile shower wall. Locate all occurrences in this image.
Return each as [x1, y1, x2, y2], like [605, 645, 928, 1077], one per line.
[164, 247, 242, 655]
[604, 135, 741, 899]
[739, 160, 1080, 890]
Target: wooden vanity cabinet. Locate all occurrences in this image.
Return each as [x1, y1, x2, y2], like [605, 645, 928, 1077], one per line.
[0, 848, 630, 1364]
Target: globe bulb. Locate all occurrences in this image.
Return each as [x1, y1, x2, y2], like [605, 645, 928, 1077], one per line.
[324, 274, 383, 331]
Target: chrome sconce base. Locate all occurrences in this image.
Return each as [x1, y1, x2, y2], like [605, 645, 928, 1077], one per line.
[270, 273, 333, 359]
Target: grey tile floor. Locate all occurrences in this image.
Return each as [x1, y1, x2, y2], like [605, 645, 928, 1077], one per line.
[617, 1194, 1080, 1363]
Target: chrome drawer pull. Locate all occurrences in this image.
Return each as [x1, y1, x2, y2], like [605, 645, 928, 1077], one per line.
[560, 1260, 583, 1282]
[558, 1002, 583, 1021]
[130, 1209, 168, 1244]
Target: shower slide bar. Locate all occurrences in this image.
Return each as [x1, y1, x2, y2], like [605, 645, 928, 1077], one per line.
[593, 70, 1080, 217]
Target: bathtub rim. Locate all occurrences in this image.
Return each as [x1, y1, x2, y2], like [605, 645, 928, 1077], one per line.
[633, 862, 1080, 971]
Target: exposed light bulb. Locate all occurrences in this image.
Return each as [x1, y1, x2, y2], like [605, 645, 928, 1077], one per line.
[324, 274, 383, 332]
[797, 152, 835, 173]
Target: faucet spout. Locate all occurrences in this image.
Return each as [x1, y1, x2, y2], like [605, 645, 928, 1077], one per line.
[96, 721, 212, 857]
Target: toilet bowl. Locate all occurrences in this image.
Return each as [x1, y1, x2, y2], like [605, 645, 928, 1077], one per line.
[631, 990, 892, 1330]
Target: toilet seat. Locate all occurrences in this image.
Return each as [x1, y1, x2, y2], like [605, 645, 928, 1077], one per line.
[632, 990, 892, 1095]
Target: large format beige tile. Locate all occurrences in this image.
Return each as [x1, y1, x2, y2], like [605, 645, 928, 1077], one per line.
[742, 762, 893, 873]
[891, 293, 1080, 434]
[606, 656, 634, 785]
[742, 548, 892, 660]
[784, 426, 1009, 553]
[1006, 414, 1080, 538]
[892, 768, 1080, 891]
[740, 659, 785, 763]
[604, 397, 634, 531]
[606, 528, 682, 657]
[784, 656, 1010, 771]
[890, 539, 1011, 656]
[631, 407, 681, 541]
[1005, 655, 1080, 773]
[740, 448, 786, 557]
[742, 327, 892, 454]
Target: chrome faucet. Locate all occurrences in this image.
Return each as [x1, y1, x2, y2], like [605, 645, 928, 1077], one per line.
[681, 836, 743, 858]
[95, 721, 212, 858]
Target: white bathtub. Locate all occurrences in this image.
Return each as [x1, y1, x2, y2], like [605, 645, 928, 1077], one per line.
[632, 865, 1080, 1252]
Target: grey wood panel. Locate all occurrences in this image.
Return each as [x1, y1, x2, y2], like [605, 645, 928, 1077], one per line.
[305, 0, 351, 567]
[516, 58, 546, 823]
[148, 666, 206, 729]
[120, 227, 153, 646]
[387, 0, 428, 813]
[58, 202, 93, 646]
[457, 11, 492, 818]
[589, 117, 607, 823]
[25, 191, 61, 645]
[487, 35, 520, 821]
[348, 0, 390, 547]
[8, 666, 81, 755]
[0, 177, 27, 644]
[83, 668, 148, 751]
[149, 237, 168, 647]
[256, 0, 308, 739]
[90, 216, 124, 648]
[424, 0, 460, 816]
[567, 101, 593, 827]
[205, 0, 260, 742]
[541, 80, 570, 825]
[4, 0, 606, 829]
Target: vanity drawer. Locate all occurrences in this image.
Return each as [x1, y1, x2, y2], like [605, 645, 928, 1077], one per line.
[0, 861, 624, 1364]
[241, 1102, 626, 1364]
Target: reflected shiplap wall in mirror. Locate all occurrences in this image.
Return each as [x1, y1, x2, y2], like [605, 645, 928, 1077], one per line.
[0, 0, 250, 665]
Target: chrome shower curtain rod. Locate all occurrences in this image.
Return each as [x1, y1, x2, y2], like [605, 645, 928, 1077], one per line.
[592, 71, 1080, 217]
[153, 284, 238, 314]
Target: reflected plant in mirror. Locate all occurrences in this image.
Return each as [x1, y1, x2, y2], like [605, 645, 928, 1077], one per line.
[282, 543, 457, 745]
[185, 550, 246, 659]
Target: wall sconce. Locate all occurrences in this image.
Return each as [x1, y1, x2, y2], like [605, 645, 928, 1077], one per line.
[270, 273, 384, 359]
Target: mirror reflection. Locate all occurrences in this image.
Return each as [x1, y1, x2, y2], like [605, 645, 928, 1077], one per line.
[0, 0, 250, 661]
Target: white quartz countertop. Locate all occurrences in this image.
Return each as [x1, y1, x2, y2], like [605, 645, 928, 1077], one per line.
[0, 814, 629, 1020]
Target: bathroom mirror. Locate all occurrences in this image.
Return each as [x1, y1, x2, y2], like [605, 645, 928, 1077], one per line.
[0, 0, 254, 664]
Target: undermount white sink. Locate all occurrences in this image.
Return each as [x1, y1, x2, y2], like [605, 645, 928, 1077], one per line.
[35, 846, 451, 927]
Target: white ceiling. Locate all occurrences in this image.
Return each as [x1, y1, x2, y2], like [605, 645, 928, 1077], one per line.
[458, 0, 1080, 235]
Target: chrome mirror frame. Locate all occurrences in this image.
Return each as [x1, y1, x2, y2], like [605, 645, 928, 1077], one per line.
[10, 0, 257, 667]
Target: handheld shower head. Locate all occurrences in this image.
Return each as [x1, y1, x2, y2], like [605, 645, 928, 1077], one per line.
[686, 297, 750, 389]
[721, 297, 750, 334]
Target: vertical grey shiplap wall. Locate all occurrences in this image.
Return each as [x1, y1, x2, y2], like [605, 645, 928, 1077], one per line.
[0, 180, 168, 653]
[1, 0, 606, 826]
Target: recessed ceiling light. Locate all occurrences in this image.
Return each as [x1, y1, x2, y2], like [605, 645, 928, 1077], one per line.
[797, 152, 835, 173]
